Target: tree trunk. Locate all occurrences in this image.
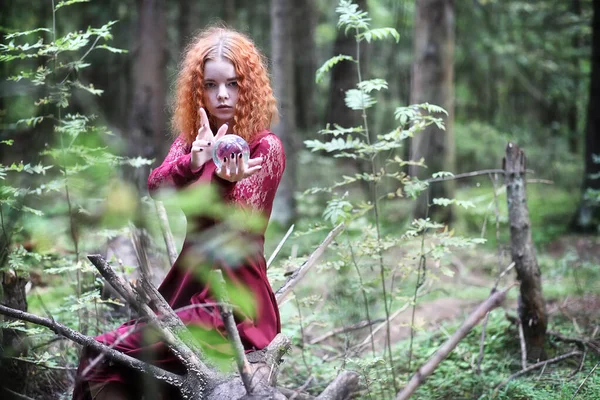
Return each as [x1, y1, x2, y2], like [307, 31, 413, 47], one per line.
[504, 143, 547, 361]
[410, 0, 455, 222]
[0, 272, 29, 397]
[129, 0, 168, 190]
[293, 0, 316, 132]
[178, 0, 194, 55]
[572, 0, 600, 231]
[270, 0, 297, 225]
[223, 0, 236, 26]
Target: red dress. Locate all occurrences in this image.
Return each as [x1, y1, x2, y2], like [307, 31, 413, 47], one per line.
[72, 129, 285, 399]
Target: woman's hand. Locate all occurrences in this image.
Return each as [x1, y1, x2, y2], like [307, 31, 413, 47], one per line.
[216, 155, 263, 182]
[190, 107, 228, 171]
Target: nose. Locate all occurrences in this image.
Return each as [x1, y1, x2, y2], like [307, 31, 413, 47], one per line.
[217, 85, 229, 101]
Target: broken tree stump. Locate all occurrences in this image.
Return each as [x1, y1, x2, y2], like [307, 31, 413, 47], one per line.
[503, 142, 547, 360]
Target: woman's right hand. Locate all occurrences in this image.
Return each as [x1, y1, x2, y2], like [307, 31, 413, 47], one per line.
[190, 107, 228, 171]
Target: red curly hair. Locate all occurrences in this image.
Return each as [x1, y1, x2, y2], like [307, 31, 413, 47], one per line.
[172, 26, 278, 143]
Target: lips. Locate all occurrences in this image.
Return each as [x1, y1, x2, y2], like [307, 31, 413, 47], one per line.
[217, 105, 231, 109]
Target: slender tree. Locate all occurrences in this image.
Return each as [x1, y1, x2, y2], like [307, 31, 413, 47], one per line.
[410, 0, 455, 222]
[129, 0, 168, 189]
[270, 0, 297, 224]
[573, 0, 600, 231]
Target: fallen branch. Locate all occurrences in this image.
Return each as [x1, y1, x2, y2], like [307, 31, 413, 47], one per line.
[494, 350, 582, 393]
[315, 370, 360, 400]
[309, 318, 385, 345]
[276, 223, 345, 304]
[267, 224, 295, 269]
[476, 262, 516, 374]
[519, 318, 528, 369]
[0, 304, 182, 386]
[570, 362, 599, 400]
[213, 270, 253, 395]
[396, 284, 516, 400]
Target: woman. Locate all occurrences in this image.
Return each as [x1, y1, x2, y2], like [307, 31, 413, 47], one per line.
[73, 26, 285, 400]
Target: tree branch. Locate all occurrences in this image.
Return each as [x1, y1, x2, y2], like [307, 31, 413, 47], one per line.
[0, 304, 182, 386]
[396, 284, 516, 400]
[275, 223, 344, 304]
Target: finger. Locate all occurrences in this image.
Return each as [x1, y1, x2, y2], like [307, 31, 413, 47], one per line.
[215, 123, 228, 141]
[237, 153, 246, 176]
[244, 165, 262, 177]
[222, 157, 231, 177]
[199, 107, 209, 128]
[246, 157, 263, 168]
[230, 152, 238, 176]
[192, 139, 211, 147]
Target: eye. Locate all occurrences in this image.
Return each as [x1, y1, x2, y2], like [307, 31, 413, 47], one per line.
[227, 81, 238, 88]
[203, 82, 215, 89]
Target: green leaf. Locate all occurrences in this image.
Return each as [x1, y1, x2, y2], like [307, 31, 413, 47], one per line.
[432, 171, 454, 179]
[358, 28, 400, 43]
[5, 28, 51, 39]
[96, 44, 128, 54]
[345, 89, 376, 110]
[357, 79, 388, 93]
[55, 0, 90, 11]
[316, 55, 355, 83]
[336, 0, 371, 34]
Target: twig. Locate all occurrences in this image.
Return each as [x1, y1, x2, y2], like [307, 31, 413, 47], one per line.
[276, 223, 344, 304]
[2, 388, 36, 400]
[213, 270, 253, 395]
[8, 356, 78, 371]
[570, 362, 599, 400]
[289, 375, 314, 400]
[267, 224, 294, 269]
[519, 318, 528, 369]
[309, 318, 385, 345]
[395, 284, 515, 400]
[494, 350, 582, 393]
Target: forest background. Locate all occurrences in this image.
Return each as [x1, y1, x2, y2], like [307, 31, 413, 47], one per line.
[0, 0, 599, 399]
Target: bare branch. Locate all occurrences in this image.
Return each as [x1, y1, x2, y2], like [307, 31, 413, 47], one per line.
[276, 223, 345, 304]
[309, 318, 385, 345]
[213, 270, 253, 394]
[396, 284, 516, 400]
[495, 350, 582, 393]
[267, 224, 295, 268]
[87, 254, 217, 383]
[315, 371, 360, 400]
[0, 304, 182, 386]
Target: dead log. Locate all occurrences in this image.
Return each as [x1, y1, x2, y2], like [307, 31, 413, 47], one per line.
[503, 143, 548, 360]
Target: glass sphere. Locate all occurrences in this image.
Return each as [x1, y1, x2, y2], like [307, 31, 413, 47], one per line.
[212, 134, 250, 170]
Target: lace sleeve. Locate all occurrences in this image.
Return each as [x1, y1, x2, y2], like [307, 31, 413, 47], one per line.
[147, 135, 201, 195]
[228, 134, 286, 216]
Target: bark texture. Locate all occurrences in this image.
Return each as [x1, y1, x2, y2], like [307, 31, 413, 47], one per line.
[271, 0, 298, 225]
[129, 0, 168, 190]
[410, 0, 456, 222]
[504, 143, 547, 360]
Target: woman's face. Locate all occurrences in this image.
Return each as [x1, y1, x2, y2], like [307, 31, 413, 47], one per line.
[202, 58, 240, 128]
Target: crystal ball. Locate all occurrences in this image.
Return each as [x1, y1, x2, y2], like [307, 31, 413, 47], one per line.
[212, 134, 250, 170]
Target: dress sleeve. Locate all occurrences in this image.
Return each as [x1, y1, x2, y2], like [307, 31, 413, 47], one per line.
[228, 134, 286, 216]
[147, 135, 203, 195]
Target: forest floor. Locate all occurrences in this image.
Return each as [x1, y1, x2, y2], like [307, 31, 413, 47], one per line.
[360, 234, 600, 353]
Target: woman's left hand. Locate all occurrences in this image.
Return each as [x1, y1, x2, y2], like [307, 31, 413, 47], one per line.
[216, 154, 263, 182]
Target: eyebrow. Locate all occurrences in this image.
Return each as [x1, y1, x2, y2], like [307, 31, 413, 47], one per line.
[203, 77, 238, 82]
